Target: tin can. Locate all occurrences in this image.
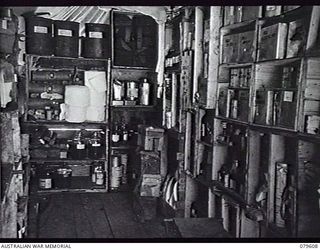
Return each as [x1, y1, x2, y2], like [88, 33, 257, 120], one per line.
[25, 16, 54, 56]
[82, 23, 111, 59]
[54, 20, 79, 58]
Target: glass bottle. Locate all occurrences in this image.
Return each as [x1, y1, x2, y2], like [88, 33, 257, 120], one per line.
[88, 131, 103, 159]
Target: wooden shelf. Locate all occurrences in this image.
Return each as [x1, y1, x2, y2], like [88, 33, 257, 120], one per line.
[227, 86, 250, 90]
[197, 140, 213, 148]
[221, 19, 256, 32]
[219, 62, 254, 68]
[256, 56, 302, 66]
[215, 116, 249, 126]
[23, 120, 107, 128]
[111, 145, 136, 150]
[298, 132, 320, 144]
[32, 176, 107, 194]
[249, 123, 297, 137]
[29, 159, 106, 163]
[111, 105, 156, 110]
[26, 54, 109, 70]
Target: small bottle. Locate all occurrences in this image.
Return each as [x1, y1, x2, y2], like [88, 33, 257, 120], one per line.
[122, 124, 128, 142]
[88, 131, 103, 159]
[70, 130, 87, 159]
[95, 165, 105, 185]
[111, 124, 120, 143]
[140, 78, 150, 105]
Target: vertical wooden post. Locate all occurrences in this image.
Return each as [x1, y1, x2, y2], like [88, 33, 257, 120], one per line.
[207, 7, 222, 108]
[241, 130, 261, 237]
[268, 134, 285, 224]
[171, 73, 178, 127]
[306, 6, 320, 51]
[193, 7, 204, 103]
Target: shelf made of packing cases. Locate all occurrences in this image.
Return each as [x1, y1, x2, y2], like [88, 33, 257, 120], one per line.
[26, 54, 110, 71]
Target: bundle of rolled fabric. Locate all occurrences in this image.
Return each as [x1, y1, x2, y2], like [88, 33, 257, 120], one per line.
[64, 85, 90, 123]
[84, 71, 106, 121]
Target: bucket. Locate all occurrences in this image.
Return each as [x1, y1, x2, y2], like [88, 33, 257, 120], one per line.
[25, 16, 54, 56]
[82, 23, 111, 59]
[54, 20, 79, 58]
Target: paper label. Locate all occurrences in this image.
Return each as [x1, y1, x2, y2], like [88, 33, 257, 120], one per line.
[58, 29, 73, 37]
[1, 20, 8, 30]
[76, 144, 85, 150]
[34, 26, 48, 34]
[92, 143, 101, 147]
[283, 91, 294, 102]
[89, 31, 103, 39]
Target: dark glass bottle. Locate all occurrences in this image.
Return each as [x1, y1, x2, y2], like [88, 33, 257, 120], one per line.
[88, 131, 103, 159]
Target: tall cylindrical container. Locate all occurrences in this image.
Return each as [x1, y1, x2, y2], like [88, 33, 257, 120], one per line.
[140, 78, 150, 105]
[25, 16, 54, 56]
[54, 20, 79, 58]
[82, 23, 111, 59]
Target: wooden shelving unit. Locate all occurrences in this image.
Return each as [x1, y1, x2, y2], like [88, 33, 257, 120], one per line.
[23, 54, 111, 193]
[212, 5, 320, 238]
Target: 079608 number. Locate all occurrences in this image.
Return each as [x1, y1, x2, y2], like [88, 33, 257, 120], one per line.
[300, 244, 318, 248]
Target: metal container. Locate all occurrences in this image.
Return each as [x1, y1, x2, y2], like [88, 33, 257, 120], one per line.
[54, 20, 79, 58]
[140, 78, 150, 105]
[126, 81, 138, 101]
[82, 23, 111, 59]
[26, 16, 54, 56]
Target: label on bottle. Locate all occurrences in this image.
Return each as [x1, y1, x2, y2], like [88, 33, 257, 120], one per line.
[60, 151, 67, 159]
[92, 143, 101, 147]
[123, 133, 128, 141]
[58, 29, 73, 37]
[76, 144, 85, 150]
[96, 172, 104, 185]
[34, 26, 48, 34]
[1, 20, 8, 30]
[89, 31, 103, 38]
[39, 178, 52, 189]
[112, 134, 120, 142]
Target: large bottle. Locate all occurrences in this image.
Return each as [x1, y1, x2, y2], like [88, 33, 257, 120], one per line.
[88, 131, 103, 159]
[69, 130, 87, 159]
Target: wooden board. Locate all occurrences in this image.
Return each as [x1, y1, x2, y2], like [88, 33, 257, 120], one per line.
[99, 193, 148, 238]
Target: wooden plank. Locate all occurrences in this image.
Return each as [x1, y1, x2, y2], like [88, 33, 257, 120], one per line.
[193, 7, 204, 103]
[79, 193, 114, 238]
[241, 130, 260, 237]
[99, 193, 148, 238]
[268, 135, 285, 224]
[70, 194, 94, 238]
[306, 6, 320, 51]
[38, 194, 77, 238]
[207, 7, 222, 108]
[173, 218, 230, 238]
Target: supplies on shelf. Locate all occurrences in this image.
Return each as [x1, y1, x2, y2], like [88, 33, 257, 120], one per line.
[286, 19, 307, 58]
[257, 23, 288, 61]
[223, 6, 260, 26]
[230, 67, 252, 88]
[112, 78, 152, 106]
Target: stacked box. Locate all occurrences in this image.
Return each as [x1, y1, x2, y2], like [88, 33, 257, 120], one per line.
[140, 174, 162, 197]
[258, 23, 288, 61]
[222, 34, 239, 63]
[238, 30, 255, 62]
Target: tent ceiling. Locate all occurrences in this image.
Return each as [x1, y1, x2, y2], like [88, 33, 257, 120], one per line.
[11, 6, 169, 24]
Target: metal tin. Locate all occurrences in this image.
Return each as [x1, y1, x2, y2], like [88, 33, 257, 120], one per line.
[82, 23, 111, 59]
[54, 20, 79, 58]
[25, 16, 54, 56]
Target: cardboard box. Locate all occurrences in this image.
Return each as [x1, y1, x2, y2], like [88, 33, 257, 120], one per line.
[286, 19, 307, 58]
[222, 33, 239, 63]
[238, 90, 249, 122]
[238, 30, 255, 62]
[138, 125, 165, 151]
[254, 90, 274, 125]
[258, 23, 288, 61]
[217, 86, 228, 117]
[140, 174, 162, 197]
[140, 151, 161, 175]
